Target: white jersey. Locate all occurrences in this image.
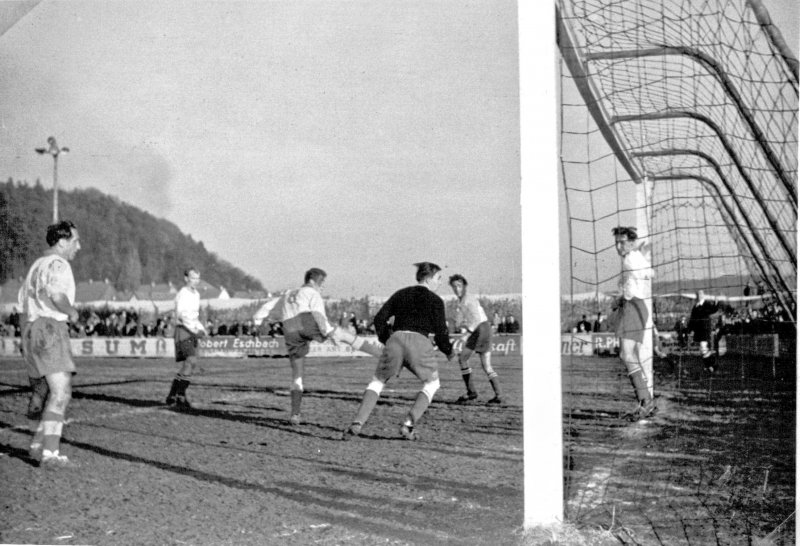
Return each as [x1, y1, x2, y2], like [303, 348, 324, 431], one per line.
[620, 249, 652, 300]
[175, 286, 205, 333]
[18, 254, 76, 323]
[456, 293, 488, 332]
[268, 285, 333, 334]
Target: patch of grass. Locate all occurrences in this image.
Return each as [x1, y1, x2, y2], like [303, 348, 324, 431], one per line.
[515, 523, 621, 546]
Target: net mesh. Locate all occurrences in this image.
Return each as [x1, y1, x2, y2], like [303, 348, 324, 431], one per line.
[558, 0, 796, 543]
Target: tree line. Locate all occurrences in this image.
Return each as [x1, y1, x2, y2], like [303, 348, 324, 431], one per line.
[0, 178, 265, 293]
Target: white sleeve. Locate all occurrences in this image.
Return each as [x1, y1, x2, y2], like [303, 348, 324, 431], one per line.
[308, 290, 334, 334]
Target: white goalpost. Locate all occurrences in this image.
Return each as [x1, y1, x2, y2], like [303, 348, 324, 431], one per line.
[520, 0, 564, 527]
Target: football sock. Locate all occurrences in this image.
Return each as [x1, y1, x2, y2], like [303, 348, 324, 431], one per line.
[627, 367, 651, 403]
[460, 368, 476, 394]
[166, 378, 180, 401]
[290, 389, 303, 416]
[408, 392, 431, 424]
[489, 374, 502, 397]
[353, 389, 380, 425]
[175, 374, 191, 398]
[41, 409, 65, 455]
[30, 421, 45, 452]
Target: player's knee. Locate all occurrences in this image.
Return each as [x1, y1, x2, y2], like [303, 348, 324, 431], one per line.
[366, 378, 385, 395]
[332, 326, 356, 345]
[292, 377, 304, 392]
[625, 361, 643, 375]
[421, 378, 440, 402]
[50, 389, 71, 411]
[487, 370, 498, 379]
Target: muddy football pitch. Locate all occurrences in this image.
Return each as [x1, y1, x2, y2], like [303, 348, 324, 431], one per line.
[1, 351, 794, 545]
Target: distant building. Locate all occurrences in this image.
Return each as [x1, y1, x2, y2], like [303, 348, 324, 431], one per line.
[135, 281, 178, 301]
[232, 290, 269, 300]
[75, 278, 118, 303]
[196, 279, 229, 300]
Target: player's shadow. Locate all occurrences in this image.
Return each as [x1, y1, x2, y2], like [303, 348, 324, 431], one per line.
[0, 442, 39, 467]
[168, 406, 353, 439]
[0, 382, 29, 397]
[71, 391, 165, 408]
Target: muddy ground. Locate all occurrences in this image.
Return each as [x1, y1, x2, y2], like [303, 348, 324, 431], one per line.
[563, 352, 795, 545]
[0, 350, 794, 545]
[1, 354, 524, 546]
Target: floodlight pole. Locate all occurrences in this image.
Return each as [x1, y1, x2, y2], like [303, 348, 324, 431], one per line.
[35, 136, 69, 223]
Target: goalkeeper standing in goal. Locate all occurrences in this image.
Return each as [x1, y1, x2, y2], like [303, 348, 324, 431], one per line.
[342, 262, 455, 441]
[612, 227, 657, 421]
[448, 274, 502, 404]
[266, 268, 383, 426]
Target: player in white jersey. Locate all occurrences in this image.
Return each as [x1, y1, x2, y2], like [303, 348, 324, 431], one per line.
[164, 268, 207, 410]
[18, 220, 81, 468]
[612, 226, 656, 421]
[449, 274, 502, 404]
[266, 268, 382, 425]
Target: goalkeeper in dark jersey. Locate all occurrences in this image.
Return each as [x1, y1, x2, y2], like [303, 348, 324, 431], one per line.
[342, 262, 455, 441]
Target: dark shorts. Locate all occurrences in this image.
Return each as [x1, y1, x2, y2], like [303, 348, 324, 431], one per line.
[175, 325, 198, 362]
[374, 331, 439, 383]
[283, 313, 326, 359]
[22, 318, 76, 379]
[464, 321, 493, 354]
[615, 297, 648, 344]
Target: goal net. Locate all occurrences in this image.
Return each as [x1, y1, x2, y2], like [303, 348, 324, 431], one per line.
[557, 0, 796, 542]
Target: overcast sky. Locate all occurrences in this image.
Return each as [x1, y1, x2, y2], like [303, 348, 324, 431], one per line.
[1, 1, 795, 298]
[0, 0, 520, 298]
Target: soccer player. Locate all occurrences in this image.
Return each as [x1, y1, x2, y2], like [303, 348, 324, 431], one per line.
[688, 290, 720, 371]
[266, 268, 382, 425]
[611, 226, 656, 422]
[448, 274, 502, 404]
[342, 262, 455, 441]
[18, 220, 81, 468]
[165, 267, 207, 410]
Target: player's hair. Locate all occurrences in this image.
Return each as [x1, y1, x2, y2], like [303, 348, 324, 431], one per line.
[46, 220, 77, 247]
[305, 267, 327, 284]
[414, 262, 441, 282]
[448, 274, 468, 286]
[184, 267, 200, 277]
[612, 226, 638, 241]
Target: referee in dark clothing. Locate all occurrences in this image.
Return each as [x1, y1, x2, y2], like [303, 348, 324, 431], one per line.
[343, 262, 455, 441]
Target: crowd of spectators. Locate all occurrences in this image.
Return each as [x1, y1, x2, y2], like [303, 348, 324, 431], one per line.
[673, 302, 795, 350]
[489, 311, 521, 334]
[2, 304, 523, 339]
[569, 312, 610, 334]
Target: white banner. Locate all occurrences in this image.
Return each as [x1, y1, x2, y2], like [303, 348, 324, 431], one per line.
[0, 337, 174, 359]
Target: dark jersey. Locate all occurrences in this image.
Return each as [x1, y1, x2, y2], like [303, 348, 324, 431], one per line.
[373, 285, 453, 354]
[689, 300, 719, 343]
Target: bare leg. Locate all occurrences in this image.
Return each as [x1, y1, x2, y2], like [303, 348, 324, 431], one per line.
[479, 352, 502, 402]
[330, 327, 383, 357]
[35, 371, 72, 463]
[289, 356, 304, 423]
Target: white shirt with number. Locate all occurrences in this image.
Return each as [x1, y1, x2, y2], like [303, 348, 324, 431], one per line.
[620, 249, 652, 300]
[267, 285, 333, 334]
[456, 293, 488, 332]
[18, 254, 76, 323]
[175, 286, 205, 333]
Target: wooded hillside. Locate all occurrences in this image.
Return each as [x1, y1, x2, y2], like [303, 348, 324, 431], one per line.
[0, 179, 265, 293]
